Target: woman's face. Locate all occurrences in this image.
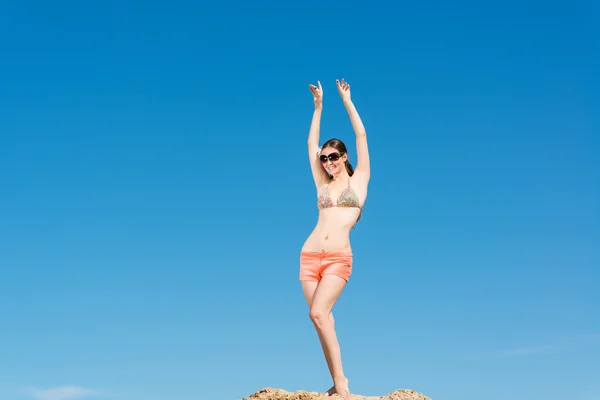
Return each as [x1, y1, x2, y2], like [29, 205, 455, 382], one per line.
[320, 147, 346, 176]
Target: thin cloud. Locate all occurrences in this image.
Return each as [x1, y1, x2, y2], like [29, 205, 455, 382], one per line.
[26, 386, 99, 400]
[483, 333, 600, 359]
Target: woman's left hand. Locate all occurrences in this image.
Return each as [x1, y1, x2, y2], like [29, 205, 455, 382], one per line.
[336, 78, 351, 102]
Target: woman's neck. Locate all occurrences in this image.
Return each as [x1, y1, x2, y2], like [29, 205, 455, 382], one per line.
[330, 171, 349, 182]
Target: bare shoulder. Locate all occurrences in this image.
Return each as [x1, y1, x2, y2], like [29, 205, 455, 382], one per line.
[351, 168, 370, 189]
[351, 169, 370, 203]
[316, 180, 329, 194]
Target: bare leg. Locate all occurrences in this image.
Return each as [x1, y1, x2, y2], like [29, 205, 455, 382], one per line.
[301, 281, 335, 325]
[301, 281, 338, 396]
[308, 275, 350, 400]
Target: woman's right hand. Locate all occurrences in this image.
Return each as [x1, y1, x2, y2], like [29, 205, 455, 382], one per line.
[309, 81, 323, 108]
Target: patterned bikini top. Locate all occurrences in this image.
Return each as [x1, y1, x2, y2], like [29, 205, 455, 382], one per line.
[317, 177, 361, 211]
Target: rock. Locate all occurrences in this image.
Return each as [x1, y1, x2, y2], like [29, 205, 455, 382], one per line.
[243, 387, 434, 400]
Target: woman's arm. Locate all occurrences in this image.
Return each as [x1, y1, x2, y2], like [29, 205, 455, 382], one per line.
[307, 81, 329, 188]
[337, 79, 370, 181]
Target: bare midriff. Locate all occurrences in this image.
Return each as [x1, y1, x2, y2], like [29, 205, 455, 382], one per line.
[301, 207, 361, 253]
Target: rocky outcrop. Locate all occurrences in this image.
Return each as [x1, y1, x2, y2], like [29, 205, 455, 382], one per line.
[243, 387, 434, 400]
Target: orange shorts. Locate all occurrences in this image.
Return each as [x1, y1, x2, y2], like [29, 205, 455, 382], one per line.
[299, 250, 353, 282]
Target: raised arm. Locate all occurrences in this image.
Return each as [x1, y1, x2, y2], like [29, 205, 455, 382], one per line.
[307, 81, 329, 188]
[337, 79, 370, 181]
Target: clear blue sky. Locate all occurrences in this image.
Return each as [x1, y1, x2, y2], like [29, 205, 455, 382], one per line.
[1, 1, 599, 400]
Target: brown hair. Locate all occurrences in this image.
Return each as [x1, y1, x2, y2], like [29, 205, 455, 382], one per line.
[321, 138, 354, 178]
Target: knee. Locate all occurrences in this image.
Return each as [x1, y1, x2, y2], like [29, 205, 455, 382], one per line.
[309, 308, 329, 327]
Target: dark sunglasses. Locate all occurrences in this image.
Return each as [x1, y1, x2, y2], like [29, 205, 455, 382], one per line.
[319, 152, 343, 163]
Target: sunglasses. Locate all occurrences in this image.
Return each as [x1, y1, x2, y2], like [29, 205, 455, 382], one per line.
[319, 152, 343, 163]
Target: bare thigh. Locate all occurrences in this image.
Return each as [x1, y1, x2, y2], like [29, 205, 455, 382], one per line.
[301, 276, 346, 324]
[311, 274, 347, 315]
[301, 281, 319, 307]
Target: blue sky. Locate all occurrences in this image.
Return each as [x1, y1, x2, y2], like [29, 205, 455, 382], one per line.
[1, 1, 599, 400]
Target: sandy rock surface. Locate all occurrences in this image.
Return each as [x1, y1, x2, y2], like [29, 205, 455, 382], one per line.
[243, 387, 434, 400]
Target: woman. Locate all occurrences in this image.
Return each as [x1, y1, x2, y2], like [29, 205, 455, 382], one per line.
[299, 78, 370, 400]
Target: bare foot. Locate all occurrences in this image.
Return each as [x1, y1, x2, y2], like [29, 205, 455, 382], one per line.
[333, 376, 350, 400]
[325, 385, 336, 396]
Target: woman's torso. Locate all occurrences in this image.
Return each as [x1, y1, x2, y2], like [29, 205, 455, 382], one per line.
[301, 178, 367, 253]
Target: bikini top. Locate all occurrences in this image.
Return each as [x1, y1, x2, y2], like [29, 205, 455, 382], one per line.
[317, 177, 362, 211]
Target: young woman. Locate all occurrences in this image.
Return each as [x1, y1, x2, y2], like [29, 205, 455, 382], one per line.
[299, 79, 370, 399]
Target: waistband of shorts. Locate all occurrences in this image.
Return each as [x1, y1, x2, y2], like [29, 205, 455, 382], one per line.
[301, 250, 353, 257]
